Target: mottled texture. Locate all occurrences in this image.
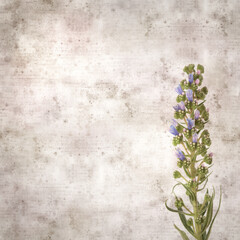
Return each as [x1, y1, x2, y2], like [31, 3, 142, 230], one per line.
[0, 0, 239, 239]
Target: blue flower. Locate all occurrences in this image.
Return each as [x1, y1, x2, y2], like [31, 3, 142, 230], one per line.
[189, 73, 194, 84]
[176, 148, 185, 161]
[179, 101, 185, 111]
[195, 109, 200, 120]
[173, 104, 180, 111]
[172, 119, 178, 127]
[192, 133, 198, 143]
[175, 84, 183, 95]
[187, 118, 195, 130]
[186, 89, 193, 102]
[169, 125, 179, 136]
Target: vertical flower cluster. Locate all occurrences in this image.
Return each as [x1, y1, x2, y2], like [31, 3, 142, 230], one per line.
[166, 64, 222, 240]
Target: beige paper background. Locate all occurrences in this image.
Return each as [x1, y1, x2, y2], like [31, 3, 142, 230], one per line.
[0, 0, 239, 239]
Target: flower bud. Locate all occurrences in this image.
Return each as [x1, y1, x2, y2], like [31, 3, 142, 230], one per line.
[177, 160, 183, 168]
[197, 91, 205, 100]
[196, 215, 204, 224]
[192, 84, 198, 91]
[173, 170, 182, 179]
[203, 137, 211, 146]
[201, 86, 208, 95]
[175, 198, 184, 208]
[204, 153, 213, 164]
[183, 160, 191, 168]
[198, 165, 208, 175]
[174, 111, 180, 119]
[187, 218, 193, 226]
[202, 111, 209, 121]
[176, 94, 186, 103]
[195, 119, 204, 130]
[197, 143, 206, 155]
[176, 125, 183, 133]
[180, 79, 186, 89]
[201, 129, 209, 137]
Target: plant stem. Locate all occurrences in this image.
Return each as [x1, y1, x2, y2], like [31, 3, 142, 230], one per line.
[193, 193, 203, 240]
[190, 151, 202, 240]
[182, 142, 190, 155]
[183, 204, 193, 214]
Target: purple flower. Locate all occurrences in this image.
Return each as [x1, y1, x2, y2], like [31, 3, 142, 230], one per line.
[175, 84, 183, 95]
[195, 79, 200, 85]
[176, 148, 185, 161]
[186, 89, 193, 102]
[179, 101, 185, 111]
[195, 110, 200, 120]
[173, 104, 180, 111]
[172, 119, 178, 127]
[187, 118, 195, 130]
[189, 74, 194, 84]
[169, 125, 179, 136]
[197, 70, 201, 74]
[173, 101, 185, 111]
[192, 133, 198, 143]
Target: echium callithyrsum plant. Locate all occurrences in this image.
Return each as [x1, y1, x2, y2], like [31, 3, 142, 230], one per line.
[165, 64, 222, 240]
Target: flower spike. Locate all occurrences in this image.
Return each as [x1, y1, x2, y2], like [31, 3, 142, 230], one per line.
[166, 64, 222, 240]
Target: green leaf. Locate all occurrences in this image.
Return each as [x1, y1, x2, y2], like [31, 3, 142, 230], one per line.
[174, 224, 190, 240]
[200, 201, 209, 216]
[197, 64, 204, 73]
[180, 79, 186, 88]
[183, 166, 192, 178]
[185, 141, 192, 152]
[172, 182, 181, 195]
[202, 86, 208, 95]
[198, 172, 212, 186]
[198, 178, 208, 191]
[205, 187, 222, 240]
[197, 100, 206, 109]
[190, 111, 194, 119]
[177, 207, 196, 237]
[201, 188, 215, 234]
[188, 64, 195, 73]
[177, 182, 196, 202]
[165, 200, 193, 216]
[183, 66, 190, 74]
[202, 231, 207, 240]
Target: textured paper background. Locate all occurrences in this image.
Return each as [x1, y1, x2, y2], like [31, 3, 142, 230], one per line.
[0, 0, 239, 239]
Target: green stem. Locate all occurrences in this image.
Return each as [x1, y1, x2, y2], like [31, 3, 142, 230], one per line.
[190, 145, 202, 239]
[181, 175, 188, 182]
[193, 193, 203, 240]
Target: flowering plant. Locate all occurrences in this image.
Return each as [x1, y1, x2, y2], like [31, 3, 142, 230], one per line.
[166, 64, 222, 240]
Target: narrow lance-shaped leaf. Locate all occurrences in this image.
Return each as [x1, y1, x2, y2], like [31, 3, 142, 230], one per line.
[205, 187, 222, 240]
[165, 200, 193, 216]
[174, 224, 190, 240]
